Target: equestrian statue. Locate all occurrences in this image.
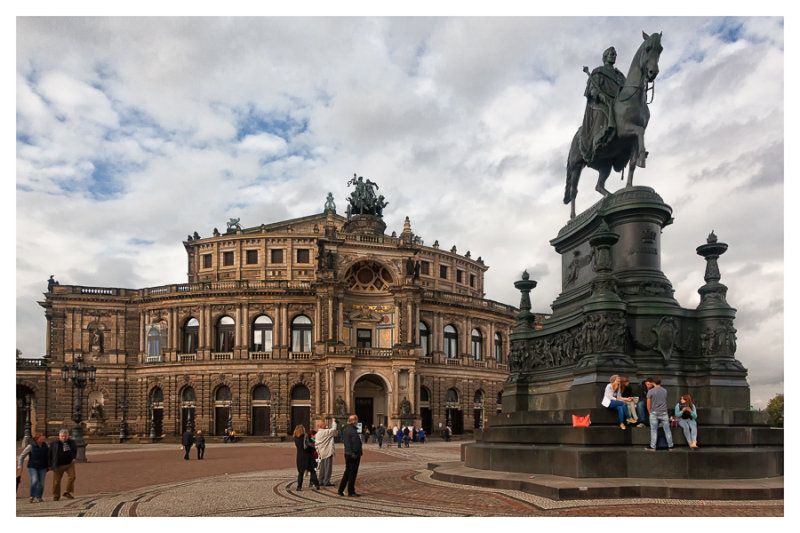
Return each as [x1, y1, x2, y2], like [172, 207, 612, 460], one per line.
[565, 31, 663, 218]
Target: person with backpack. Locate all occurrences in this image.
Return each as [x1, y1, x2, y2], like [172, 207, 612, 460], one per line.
[17, 433, 49, 503]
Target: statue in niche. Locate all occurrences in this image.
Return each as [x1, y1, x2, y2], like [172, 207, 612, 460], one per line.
[399, 397, 412, 416]
[334, 396, 347, 416]
[90, 328, 104, 353]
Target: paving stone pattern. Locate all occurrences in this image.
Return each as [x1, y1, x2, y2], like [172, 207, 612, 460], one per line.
[15, 440, 783, 517]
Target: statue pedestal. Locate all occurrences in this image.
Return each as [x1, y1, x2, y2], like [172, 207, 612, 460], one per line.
[463, 186, 781, 491]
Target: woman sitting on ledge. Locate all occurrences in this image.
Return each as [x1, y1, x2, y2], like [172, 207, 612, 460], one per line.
[601, 374, 637, 430]
[675, 394, 699, 449]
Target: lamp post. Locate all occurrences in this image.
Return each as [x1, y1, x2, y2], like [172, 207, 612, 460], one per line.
[60, 355, 96, 462]
[22, 394, 33, 447]
[117, 396, 130, 441]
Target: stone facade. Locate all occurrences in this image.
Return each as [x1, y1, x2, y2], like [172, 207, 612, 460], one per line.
[17, 204, 536, 440]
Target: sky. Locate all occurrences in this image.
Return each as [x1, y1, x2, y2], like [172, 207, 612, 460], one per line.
[14, 14, 784, 408]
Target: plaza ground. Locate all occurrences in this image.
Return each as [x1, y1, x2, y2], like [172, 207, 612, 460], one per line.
[15, 438, 782, 517]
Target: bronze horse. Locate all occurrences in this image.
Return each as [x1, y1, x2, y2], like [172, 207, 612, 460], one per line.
[565, 32, 663, 218]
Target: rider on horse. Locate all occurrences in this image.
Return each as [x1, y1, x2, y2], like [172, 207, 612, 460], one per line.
[579, 46, 626, 164]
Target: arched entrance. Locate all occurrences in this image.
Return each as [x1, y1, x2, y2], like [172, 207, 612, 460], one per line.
[214, 385, 232, 435]
[419, 386, 432, 434]
[180, 386, 196, 432]
[290, 384, 311, 434]
[353, 374, 389, 429]
[149, 387, 164, 437]
[445, 388, 463, 435]
[251, 385, 271, 436]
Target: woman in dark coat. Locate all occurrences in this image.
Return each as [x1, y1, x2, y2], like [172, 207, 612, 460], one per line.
[292, 425, 320, 491]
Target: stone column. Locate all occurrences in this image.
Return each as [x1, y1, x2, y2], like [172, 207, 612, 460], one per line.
[409, 369, 416, 414]
[392, 369, 399, 415]
[407, 301, 413, 344]
[345, 368, 351, 412]
[139, 311, 145, 354]
[234, 305, 241, 348]
[315, 369, 321, 415]
[337, 301, 344, 343]
[328, 297, 334, 341]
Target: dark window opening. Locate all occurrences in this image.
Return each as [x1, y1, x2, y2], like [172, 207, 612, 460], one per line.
[457, 270, 464, 283]
[296, 249, 310, 264]
[222, 251, 234, 266]
[270, 249, 284, 264]
[356, 329, 372, 349]
[202, 254, 212, 269]
[246, 250, 258, 265]
[439, 265, 448, 279]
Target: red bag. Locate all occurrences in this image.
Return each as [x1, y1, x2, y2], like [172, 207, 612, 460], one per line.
[572, 414, 591, 427]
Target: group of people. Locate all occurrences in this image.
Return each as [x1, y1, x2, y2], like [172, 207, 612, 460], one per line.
[293, 414, 363, 497]
[601, 374, 700, 450]
[16, 429, 79, 503]
[181, 428, 206, 459]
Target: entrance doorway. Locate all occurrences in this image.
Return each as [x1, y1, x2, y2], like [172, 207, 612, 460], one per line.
[290, 384, 311, 434]
[352, 374, 388, 429]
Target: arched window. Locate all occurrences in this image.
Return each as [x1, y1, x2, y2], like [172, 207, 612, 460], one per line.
[291, 384, 310, 400]
[445, 388, 459, 404]
[420, 387, 430, 402]
[444, 325, 458, 358]
[494, 333, 503, 362]
[215, 385, 232, 402]
[183, 318, 199, 353]
[291, 315, 312, 352]
[471, 328, 483, 360]
[419, 321, 430, 356]
[216, 316, 235, 352]
[149, 387, 164, 405]
[252, 384, 270, 401]
[474, 390, 484, 404]
[252, 315, 273, 352]
[147, 328, 161, 357]
[181, 387, 196, 403]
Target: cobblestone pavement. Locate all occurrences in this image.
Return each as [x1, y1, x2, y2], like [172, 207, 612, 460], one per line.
[15, 440, 783, 517]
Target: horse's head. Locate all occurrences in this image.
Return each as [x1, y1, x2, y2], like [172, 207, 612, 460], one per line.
[640, 31, 663, 82]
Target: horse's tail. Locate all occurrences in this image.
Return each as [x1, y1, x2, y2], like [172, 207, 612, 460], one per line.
[565, 130, 582, 204]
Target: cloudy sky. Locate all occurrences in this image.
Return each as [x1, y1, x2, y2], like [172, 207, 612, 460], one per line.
[15, 15, 784, 407]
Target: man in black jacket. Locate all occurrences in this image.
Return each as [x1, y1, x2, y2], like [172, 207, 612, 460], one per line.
[181, 428, 194, 460]
[337, 414, 363, 497]
[49, 429, 77, 501]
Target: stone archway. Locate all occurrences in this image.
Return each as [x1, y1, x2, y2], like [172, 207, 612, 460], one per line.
[353, 374, 389, 429]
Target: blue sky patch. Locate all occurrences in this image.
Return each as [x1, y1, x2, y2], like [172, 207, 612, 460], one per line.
[234, 106, 309, 143]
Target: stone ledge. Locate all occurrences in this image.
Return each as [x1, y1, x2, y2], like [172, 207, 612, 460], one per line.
[429, 461, 784, 501]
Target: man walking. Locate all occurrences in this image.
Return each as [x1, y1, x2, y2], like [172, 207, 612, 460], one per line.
[646, 376, 674, 451]
[376, 423, 385, 448]
[195, 430, 206, 460]
[315, 418, 338, 486]
[338, 414, 363, 497]
[181, 427, 194, 460]
[49, 429, 77, 501]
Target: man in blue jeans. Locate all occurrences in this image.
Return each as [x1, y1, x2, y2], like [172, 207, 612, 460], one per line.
[636, 378, 653, 427]
[646, 376, 674, 450]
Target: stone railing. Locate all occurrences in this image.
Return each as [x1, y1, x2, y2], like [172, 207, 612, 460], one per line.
[80, 287, 118, 295]
[497, 363, 509, 371]
[420, 356, 433, 364]
[16, 357, 46, 368]
[355, 347, 393, 357]
[445, 359, 461, 366]
[212, 352, 233, 361]
[145, 355, 164, 364]
[290, 352, 312, 360]
[142, 279, 312, 297]
[338, 233, 401, 245]
[250, 351, 272, 360]
[472, 360, 486, 368]
[179, 353, 197, 362]
[421, 289, 517, 314]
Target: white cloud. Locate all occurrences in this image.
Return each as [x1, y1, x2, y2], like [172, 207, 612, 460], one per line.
[15, 16, 784, 407]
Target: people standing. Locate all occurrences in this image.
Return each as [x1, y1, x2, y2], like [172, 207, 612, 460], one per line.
[49, 429, 77, 501]
[195, 430, 206, 460]
[181, 428, 194, 460]
[293, 425, 320, 491]
[397, 426, 404, 448]
[418, 427, 426, 443]
[314, 418, 338, 486]
[17, 433, 49, 503]
[338, 414, 363, 497]
[376, 423, 385, 448]
[646, 376, 674, 451]
[444, 425, 452, 442]
[402, 426, 410, 448]
[675, 394, 699, 449]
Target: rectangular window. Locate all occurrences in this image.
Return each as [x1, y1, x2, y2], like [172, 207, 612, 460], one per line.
[296, 249, 310, 264]
[356, 329, 372, 349]
[222, 251, 234, 266]
[457, 269, 464, 283]
[202, 254, 212, 269]
[246, 250, 258, 265]
[270, 249, 284, 264]
[470, 274, 475, 287]
[439, 265, 448, 279]
[420, 261, 430, 275]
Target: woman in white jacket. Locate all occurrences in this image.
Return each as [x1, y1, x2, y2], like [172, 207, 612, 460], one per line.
[601, 375, 637, 429]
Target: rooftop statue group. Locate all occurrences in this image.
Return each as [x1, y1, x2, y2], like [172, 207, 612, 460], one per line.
[565, 31, 663, 218]
[346, 173, 388, 219]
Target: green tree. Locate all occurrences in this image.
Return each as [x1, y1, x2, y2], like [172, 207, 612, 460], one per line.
[766, 393, 783, 427]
